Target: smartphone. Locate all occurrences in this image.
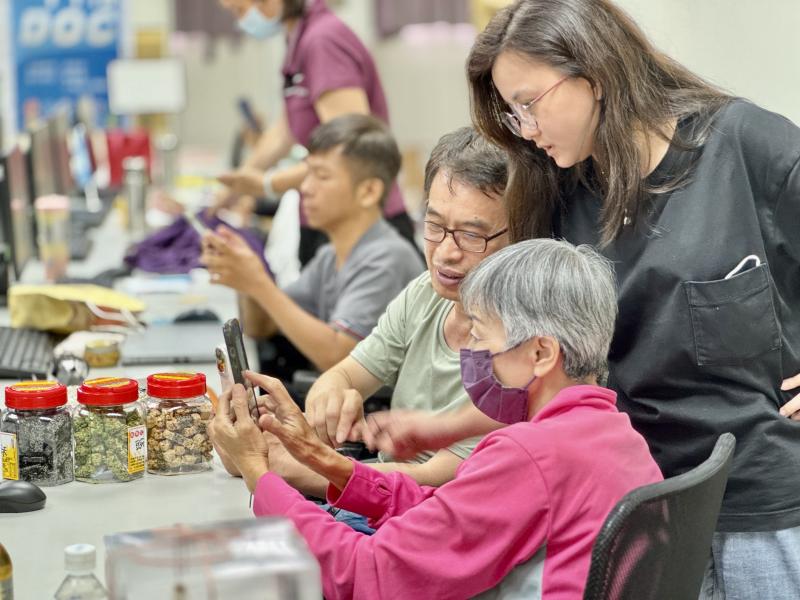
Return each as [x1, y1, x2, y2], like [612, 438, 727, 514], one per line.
[222, 318, 259, 420]
[237, 98, 262, 134]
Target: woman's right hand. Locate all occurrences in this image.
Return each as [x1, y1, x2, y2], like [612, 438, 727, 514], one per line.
[246, 371, 327, 464]
[246, 370, 355, 490]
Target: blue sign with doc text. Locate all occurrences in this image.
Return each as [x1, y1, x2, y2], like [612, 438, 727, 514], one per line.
[12, 0, 121, 129]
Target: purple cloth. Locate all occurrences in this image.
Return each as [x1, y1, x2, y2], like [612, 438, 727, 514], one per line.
[124, 212, 271, 276]
[282, 0, 406, 221]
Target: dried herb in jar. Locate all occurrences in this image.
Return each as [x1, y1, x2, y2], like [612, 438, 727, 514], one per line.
[146, 404, 213, 472]
[73, 377, 146, 483]
[1, 381, 73, 486]
[145, 373, 214, 475]
[74, 408, 145, 482]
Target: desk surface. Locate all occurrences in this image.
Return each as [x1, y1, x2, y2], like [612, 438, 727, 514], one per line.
[1, 188, 267, 597]
[1, 460, 254, 597]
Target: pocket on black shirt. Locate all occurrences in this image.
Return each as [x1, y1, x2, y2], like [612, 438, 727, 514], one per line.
[684, 263, 781, 366]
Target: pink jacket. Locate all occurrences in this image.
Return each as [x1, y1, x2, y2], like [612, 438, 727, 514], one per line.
[254, 385, 663, 599]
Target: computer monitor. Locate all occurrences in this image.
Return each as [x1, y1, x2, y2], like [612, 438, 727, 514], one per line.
[28, 121, 58, 199]
[49, 109, 75, 195]
[4, 146, 36, 279]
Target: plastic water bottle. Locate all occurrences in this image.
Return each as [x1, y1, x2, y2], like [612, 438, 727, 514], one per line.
[54, 544, 107, 599]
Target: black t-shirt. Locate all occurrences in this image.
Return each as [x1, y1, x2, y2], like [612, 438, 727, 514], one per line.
[556, 99, 800, 532]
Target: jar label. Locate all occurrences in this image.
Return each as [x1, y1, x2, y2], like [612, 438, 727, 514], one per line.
[152, 373, 196, 381]
[128, 425, 146, 474]
[9, 380, 59, 392]
[0, 432, 19, 480]
[84, 377, 129, 388]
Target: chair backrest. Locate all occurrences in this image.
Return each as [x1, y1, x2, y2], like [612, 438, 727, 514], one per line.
[583, 432, 736, 600]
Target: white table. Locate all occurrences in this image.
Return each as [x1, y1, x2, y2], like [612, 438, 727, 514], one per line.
[0, 460, 254, 597]
[1, 191, 267, 597]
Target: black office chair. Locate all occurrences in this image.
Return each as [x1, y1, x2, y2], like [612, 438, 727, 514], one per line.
[583, 432, 736, 600]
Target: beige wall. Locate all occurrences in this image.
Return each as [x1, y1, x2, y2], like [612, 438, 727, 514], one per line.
[164, 0, 800, 155]
[6, 0, 786, 156]
[615, 0, 800, 126]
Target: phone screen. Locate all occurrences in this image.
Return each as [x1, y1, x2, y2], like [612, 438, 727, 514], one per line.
[222, 318, 260, 419]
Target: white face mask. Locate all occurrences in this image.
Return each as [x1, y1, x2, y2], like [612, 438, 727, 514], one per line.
[237, 5, 283, 40]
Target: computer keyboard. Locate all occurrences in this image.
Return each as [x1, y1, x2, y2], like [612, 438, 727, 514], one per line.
[0, 326, 55, 379]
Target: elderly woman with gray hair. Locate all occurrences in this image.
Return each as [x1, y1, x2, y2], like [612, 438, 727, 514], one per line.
[210, 239, 662, 600]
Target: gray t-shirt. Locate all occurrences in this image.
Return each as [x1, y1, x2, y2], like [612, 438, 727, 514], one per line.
[285, 219, 423, 339]
[351, 271, 482, 463]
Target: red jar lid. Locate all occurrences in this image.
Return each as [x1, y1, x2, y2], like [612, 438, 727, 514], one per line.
[77, 377, 139, 406]
[147, 372, 207, 399]
[5, 381, 68, 410]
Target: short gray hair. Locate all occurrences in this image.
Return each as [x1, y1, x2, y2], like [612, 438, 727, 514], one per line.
[460, 239, 618, 381]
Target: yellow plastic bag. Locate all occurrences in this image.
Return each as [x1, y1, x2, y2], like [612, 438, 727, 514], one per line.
[9, 284, 146, 334]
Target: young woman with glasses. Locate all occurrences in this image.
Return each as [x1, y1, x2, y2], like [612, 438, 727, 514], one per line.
[466, 1, 800, 597]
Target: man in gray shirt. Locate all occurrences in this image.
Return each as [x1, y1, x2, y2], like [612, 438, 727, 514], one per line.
[202, 114, 423, 377]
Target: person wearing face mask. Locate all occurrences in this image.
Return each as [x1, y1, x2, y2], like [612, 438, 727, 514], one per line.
[208, 238, 663, 600]
[257, 127, 510, 504]
[216, 0, 415, 265]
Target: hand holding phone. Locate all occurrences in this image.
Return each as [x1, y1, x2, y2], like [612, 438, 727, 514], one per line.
[222, 318, 260, 420]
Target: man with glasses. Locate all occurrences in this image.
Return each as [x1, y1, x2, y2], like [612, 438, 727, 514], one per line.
[264, 127, 510, 500]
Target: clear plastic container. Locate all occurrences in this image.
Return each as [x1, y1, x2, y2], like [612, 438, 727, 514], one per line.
[0, 381, 73, 486]
[73, 377, 146, 484]
[145, 372, 213, 475]
[105, 518, 322, 599]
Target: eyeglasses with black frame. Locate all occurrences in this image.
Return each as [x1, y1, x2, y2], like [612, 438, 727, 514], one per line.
[423, 221, 509, 253]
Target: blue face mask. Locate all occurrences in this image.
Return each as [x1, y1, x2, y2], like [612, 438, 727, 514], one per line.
[460, 346, 536, 425]
[238, 5, 283, 39]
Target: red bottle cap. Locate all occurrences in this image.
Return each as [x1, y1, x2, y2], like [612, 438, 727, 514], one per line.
[77, 377, 139, 406]
[5, 381, 68, 410]
[146, 372, 207, 399]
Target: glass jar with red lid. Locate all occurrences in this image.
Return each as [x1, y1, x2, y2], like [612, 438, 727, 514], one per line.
[0, 381, 73, 486]
[73, 377, 146, 483]
[145, 372, 213, 475]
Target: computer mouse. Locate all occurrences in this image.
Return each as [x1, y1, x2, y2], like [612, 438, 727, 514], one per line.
[0, 480, 47, 513]
[173, 308, 221, 323]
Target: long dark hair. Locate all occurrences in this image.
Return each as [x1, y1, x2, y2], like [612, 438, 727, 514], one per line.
[467, 0, 731, 244]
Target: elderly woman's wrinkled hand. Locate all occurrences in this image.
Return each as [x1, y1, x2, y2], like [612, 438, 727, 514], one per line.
[208, 384, 270, 491]
[244, 371, 325, 465]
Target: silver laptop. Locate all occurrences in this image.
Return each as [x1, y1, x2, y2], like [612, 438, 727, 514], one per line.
[121, 323, 224, 365]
